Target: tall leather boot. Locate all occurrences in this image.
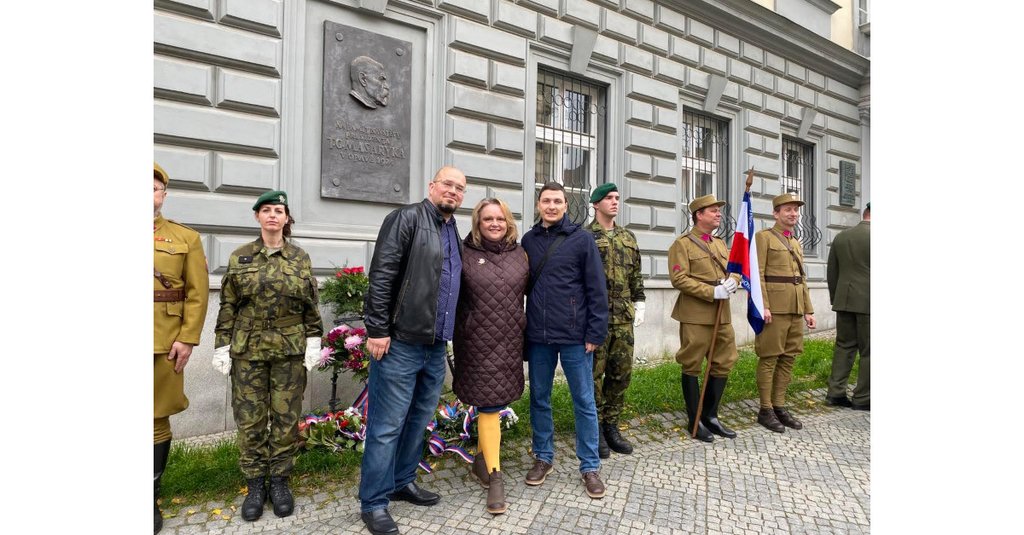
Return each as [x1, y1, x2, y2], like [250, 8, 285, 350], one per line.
[700, 376, 736, 439]
[603, 422, 633, 454]
[241, 477, 267, 521]
[681, 374, 713, 442]
[154, 440, 171, 534]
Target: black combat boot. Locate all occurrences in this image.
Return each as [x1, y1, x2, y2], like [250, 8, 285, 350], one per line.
[154, 440, 171, 534]
[603, 422, 633, 454]
[681, 374, 714, 442]
[700, 376, 737, 439]
[241, 477, 267, 521]
[597, 425, 611, 458]
[269, 476, 295, 517]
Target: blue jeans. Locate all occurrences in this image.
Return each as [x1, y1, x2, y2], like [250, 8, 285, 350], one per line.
[527, 342, 601, 473]
[358, 338, 447, 513]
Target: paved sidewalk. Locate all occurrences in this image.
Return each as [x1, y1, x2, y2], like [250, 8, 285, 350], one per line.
[161, 388, 869, 534]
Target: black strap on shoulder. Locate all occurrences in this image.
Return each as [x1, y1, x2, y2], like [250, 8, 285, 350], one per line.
[527, 234, 567, 294]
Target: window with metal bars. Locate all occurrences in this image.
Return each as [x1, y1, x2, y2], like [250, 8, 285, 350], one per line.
[781, 137, 822, 252]
[534, 69, 607, 225]
[681, 109, 733, 239]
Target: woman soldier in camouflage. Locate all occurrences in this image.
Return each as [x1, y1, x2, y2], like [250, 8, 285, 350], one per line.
[213, 190, 323, 522]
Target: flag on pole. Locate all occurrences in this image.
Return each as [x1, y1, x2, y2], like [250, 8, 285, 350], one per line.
[727, 191, 766, 334]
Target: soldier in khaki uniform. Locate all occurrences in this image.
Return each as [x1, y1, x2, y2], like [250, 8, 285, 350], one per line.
[587, 183, 646, 458]
[754, 193, 816, 432]
[668, 195, 741, 443]
[213, 190, 324, 522]
[153, 162, 209, 534]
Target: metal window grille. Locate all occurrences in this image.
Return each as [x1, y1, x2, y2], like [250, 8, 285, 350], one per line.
[681, 109, 733, 239]
[535, 69, 607, 224]
[781, 137, 822, 251]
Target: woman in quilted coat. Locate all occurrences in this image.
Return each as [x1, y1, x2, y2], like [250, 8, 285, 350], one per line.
[452, 198, 529, 515]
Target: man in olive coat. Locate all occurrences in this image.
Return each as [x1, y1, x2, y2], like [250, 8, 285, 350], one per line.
[754, 193, 815, 433]
[826, 202, 870, 410]
[153, 162, 209, 533]
[668, 194, 741, 443]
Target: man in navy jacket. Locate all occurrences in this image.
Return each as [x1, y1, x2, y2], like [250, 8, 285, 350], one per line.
[521, 182, 610, 499]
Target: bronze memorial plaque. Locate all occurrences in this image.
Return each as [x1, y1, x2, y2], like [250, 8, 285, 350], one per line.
[839, 160, 856, 207]
[320, 20, 412, 204]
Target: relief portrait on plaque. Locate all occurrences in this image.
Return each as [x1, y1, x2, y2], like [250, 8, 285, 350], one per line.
[321, 21, 412, 204]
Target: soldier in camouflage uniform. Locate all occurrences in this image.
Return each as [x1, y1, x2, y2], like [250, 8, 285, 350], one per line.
[587, 183, 646, 458]
[214, 190, 323, 522]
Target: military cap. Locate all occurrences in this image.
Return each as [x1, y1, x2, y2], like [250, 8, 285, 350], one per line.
[253, 190, 288, 211]
[590, 182, 618, 203]
[772, 192, 804, 209]
[866, 201, 871, 210]
[688, 194, 726, 213]
[154, 162, 169, 186]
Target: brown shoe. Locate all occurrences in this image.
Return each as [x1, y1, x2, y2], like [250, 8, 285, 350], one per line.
[773, 408, 803, 430]
[485, 469, 507, 515]
[757, 408, 785, 433]
[582, 471, 605, 499]
[471, 453, 489, 489]
[524, 459, 553, 486]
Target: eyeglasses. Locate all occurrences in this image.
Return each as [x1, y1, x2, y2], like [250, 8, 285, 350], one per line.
[434, 179, 466, 194]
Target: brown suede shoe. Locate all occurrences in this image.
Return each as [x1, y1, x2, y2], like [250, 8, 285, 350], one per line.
[524, 459, 553, 486]
[471, 454, 489, 489]
[773, 408, 803, 430]
[582, 471, 605, 499]
[757, 408, 785, 433]
[486, 469, 507, 515]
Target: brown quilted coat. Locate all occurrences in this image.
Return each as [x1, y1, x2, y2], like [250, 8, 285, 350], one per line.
[452, 237, 529, 407]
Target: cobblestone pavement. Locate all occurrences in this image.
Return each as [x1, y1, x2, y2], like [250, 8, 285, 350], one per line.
[161, 387, 869, 534]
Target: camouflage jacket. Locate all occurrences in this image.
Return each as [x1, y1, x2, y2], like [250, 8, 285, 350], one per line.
[215, 238, 324, 360]
[587, 220, 646, 324]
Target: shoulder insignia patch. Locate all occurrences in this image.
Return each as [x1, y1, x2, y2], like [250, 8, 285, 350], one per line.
[238, 256, 253, 264]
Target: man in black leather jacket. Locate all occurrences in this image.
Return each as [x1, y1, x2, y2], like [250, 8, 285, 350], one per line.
[359, 166, 467, 535]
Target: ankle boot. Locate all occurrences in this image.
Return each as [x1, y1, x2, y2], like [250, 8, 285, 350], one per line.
[757, 408, 785, 433]
[597, 426, 610, 458]
[603, 423, 633, 454]
[154, 440, 171, 534]
[700, 376, 736, 439]
[241, 477, 267, 521]
[269, 476, 295, 518]
[681, 374, 713, 442]
[471, 453, 490, 488]
[485, 469, 507, 515]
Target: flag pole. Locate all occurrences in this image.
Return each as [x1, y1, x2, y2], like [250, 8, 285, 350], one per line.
[692, 167, 754, 438]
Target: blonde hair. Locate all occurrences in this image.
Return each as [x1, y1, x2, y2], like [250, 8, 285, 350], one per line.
[469, 198, 518, 247]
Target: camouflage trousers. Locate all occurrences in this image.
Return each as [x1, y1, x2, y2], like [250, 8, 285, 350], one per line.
[592, 323, 634, 425]
[231, 356, 307, 479]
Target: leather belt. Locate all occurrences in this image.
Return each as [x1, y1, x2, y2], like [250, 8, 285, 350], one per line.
[154, 289, 186, 302]
[764, 275, 803, 284]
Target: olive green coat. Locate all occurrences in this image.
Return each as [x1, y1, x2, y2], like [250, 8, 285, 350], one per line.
[827, 221, 870, 315]
[587, 220, 645, 324]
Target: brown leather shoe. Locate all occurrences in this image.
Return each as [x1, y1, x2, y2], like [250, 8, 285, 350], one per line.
[757, 408, 785, 433]
[773, 408, 803, 429]
[471, 454, 489, 489]
[582, 471, 605, 499]
[524, 459, 553, 486]
[485, 469, 507, 515]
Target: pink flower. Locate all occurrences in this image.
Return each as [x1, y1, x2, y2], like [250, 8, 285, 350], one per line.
[318, 347, 334, 367]
[344, 335, 363, 350]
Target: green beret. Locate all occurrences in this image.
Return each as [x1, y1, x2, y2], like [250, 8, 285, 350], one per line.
[865, 201, 870, 210]
[253, 190, 288, 211]
[590, 183, 618, 203]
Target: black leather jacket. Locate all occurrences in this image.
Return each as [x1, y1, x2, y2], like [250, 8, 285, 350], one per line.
[364, 199, 462, 344]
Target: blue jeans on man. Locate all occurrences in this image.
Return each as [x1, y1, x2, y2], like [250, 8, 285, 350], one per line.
[359, 339, 447, 513]
[527, 342, 601, 473]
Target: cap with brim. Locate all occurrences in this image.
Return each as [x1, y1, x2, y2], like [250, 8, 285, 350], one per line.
[772, 193, 805, 209]
[589, 182, 618, 203]
[253, 190, 288, 211]
[688, 194, 726, 213]
[154, 162, 169, 186]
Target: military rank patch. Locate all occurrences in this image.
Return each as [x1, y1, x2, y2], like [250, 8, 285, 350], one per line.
[238, 256, 254, 264]
[673, 264, 681, 272]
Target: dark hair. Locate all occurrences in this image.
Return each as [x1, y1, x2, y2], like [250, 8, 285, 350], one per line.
[283, 206, 294, 238]
[691, 209, 701, 225]
[537, 181, 566, 201]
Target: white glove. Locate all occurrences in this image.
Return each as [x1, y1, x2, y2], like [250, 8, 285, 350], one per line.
[212, 345, 231, 375]
[633, 302, 646, 328]
[304, 337, 322, 371]
[713, 285, 730, 300]
[720, 278, 738, 293]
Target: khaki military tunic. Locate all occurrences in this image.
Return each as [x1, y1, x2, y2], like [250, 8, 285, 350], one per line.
[154, 216, 209, 419]
[668, 231, 740, 376]
[754, 225, 814, 357]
